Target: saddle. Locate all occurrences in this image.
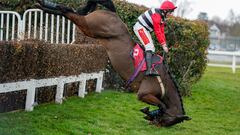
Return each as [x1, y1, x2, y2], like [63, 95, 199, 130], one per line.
[126, 43, 163, 87]
[131, 43, 163, 73]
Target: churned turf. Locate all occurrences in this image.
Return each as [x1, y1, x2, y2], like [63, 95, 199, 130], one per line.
[0, 67, 239, 135]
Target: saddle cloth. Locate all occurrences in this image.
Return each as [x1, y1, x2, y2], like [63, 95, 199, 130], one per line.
[132, 43, 163, 72]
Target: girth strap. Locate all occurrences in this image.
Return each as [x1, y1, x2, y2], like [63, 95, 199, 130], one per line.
[155, 70, 165, 99]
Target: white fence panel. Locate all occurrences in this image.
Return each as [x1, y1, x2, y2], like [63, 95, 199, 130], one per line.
[208, 50, 240, 73]
[0, 71, 104, 111]
[0, 9, 76, 43]
[0, 11, 22, 41]
[22, 9, 76, 44]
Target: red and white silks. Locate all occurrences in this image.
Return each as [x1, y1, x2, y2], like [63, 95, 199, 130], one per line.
[133, 22, 155, 52]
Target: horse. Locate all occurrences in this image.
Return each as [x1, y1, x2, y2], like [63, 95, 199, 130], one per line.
[36, 0, 190, 127]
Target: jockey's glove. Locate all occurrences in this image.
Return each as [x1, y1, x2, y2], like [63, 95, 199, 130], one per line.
[162, 44, 169, 53]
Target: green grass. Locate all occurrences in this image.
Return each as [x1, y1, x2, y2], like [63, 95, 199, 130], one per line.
[0, 67, 239, 135]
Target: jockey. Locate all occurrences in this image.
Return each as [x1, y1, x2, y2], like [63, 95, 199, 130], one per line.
[77, 0, 116, 15]
[133, 0, 177, 76]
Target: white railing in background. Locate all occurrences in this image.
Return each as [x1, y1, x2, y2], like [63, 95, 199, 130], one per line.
[0, 9, 76, 44]
[208, 50, 240, 73]
[22, 9, 76, 44]
[0, 71, 104, 111]
[0, 11, 22, 41]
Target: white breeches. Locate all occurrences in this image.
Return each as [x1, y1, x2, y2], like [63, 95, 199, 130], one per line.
[133, 22, 155, 52]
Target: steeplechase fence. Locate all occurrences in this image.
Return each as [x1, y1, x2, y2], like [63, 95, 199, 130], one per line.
[0, 9, 107, 112]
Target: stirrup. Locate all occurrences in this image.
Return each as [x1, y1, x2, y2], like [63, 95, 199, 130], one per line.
[145, 69, 159, 76]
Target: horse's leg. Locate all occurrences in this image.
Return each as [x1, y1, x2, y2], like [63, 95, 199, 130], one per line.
[138, 94, 166, 109]
[138, 94, 167, 122]
[138, 90, 190, 126]
[37, 0, 93, 37]
[38, 0, 75, 14]
[35, 3, 63, 16]
[137, 78, 167, 120]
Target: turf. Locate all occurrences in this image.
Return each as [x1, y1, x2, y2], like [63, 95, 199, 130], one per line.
[0, 67, 239, 135]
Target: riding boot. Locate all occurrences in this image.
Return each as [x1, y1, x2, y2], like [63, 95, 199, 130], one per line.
[145, 51, 158, 76]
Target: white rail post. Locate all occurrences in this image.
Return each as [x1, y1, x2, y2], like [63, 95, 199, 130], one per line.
[56, 77, 64, 104]
[78, 74, 86, 98]
[18, 20, 24, 40]
[56, 15, 60, 44]
[0, 13, 3, 41]
[50, 14, 54, 43]
[232, 55, 236, 73]
[25, 80, 36, 111]
[96, 71, 104, 93]
[11, 14, 15, 40]
[6, 13, 9, 41]
[39, 11, 43, 40]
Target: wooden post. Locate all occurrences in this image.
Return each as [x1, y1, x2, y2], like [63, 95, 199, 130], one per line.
[25, 80, 36, 111]
[232, 55, 236, 73]
[96, 71, 104, 93]
[78, 74, 86, 98]
[56, 77, 64, 104]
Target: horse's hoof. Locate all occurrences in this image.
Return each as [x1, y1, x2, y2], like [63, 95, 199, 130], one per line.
[140, 107, 150, 114]
[182, 115, 191, 121]
[143, 115, 155, 121]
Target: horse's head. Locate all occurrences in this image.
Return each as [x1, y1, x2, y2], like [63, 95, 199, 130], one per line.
[158, 62, 191, 126]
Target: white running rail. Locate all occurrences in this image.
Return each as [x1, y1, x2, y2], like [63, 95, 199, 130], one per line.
[208, 50, 240, 73]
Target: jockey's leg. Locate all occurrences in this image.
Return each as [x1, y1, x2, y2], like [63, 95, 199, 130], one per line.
[133, 22, 158, 76]
[145, 51, 158, 76]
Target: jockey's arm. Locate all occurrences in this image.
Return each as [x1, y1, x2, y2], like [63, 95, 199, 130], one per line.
[151, 13, 167, 47]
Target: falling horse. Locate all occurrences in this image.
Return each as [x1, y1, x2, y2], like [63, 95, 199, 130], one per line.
[36, 0, 190, 127]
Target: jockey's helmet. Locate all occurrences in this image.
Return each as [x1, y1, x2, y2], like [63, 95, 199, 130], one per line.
[160, 1, 177, 12]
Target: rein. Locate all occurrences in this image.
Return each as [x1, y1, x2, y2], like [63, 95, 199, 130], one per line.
[125, 58, 145, 88]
